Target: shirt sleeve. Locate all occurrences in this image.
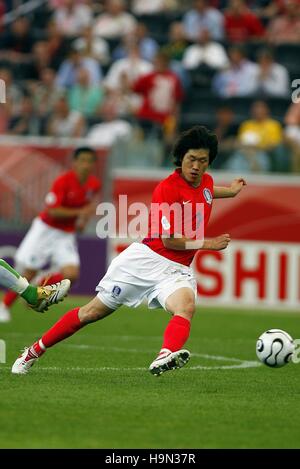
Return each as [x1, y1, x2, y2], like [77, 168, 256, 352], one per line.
[44, 177, 66, 209]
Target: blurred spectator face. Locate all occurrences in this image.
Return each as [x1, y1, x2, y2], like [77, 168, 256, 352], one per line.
[197, 28, 211, 44]
[169, 22, 185, 42]
[228, 0, 245, 14]
[40, 68, 56, 86]
[285, 0, 300, 17]
[63, 0, 76, 9]
[194, 0, 207, 12]
[69, 49, 81, 64]
[257, 50, 274, 68]
[0, 68, 12, 86]
[135, 23, 148, 40]
[251, 101, 270, 121]
[33, 41, 49, 60]
[106, 0, 125, 16]
[76, 68, 91, 86]
[216, 107, 234, 126]
[229, 47, 244, 65]
[11, 17, 30, 37]
[21, 96, 34, 115]
[154, 52, 170, 72]
[54, 96, 69, 116]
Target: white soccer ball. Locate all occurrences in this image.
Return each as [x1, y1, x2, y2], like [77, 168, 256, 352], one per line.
[256, 329, 295, 368]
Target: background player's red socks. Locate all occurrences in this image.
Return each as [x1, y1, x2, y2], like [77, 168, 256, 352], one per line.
[39, 272, 64, 286]
[161, 315, 191, 352]
[38, 307, 83, 349]
[2, 290, 18, 307]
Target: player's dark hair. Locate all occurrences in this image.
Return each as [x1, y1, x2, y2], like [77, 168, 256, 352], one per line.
[73, 147, 97, 161]
[173, 125, 218, 166]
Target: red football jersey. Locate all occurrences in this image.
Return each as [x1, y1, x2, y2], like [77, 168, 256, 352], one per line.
[40, 170, 101, 232]
[143, 169, 214, 266]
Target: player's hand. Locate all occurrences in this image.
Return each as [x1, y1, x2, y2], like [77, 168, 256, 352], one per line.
[230, 178, 246, 196]
[211, 234, 231, 251]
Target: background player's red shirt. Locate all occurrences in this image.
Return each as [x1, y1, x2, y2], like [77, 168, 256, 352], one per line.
[40, 170, 101, 233]
[133, 71, 184, 124]
[143, 169, 214, 266]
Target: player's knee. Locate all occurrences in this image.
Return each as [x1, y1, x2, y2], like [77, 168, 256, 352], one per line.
[172, 300, 195, 320]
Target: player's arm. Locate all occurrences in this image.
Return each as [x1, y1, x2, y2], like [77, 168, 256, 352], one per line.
[162, 234, 230, 251]
[213, 178, 246, 198]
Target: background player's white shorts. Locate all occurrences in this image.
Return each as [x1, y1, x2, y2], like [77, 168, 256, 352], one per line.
[96, 242, 197, 311]
[15, 217, 80, 271]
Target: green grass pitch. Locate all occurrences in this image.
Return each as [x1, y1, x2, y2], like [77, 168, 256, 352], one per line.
[1, 295, 300, 449]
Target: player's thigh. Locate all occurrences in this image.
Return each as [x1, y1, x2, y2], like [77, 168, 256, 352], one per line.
[15, 218, 51, 271]
[79, 296, 115, 324]
[52, 234, 80, 271]
[164, 287, 196, 320]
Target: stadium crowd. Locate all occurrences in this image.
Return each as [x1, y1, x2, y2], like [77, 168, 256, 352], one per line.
[0, 0, 300, 171]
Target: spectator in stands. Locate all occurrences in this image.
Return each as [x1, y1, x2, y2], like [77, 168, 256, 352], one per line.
[131, 0, 179, 15]
[254, 48, 290, 97]
[132, 51, 184, 150]
[0, 67, 23, 117]
[183, 0, 224, 42]
[46, 94, 86, 137]
[224, 0, 265, 43]
[104, 40, 154, 89]
[68, 67, 104, 117]
[182, 28, 229, 70]
[162, 22, 188, 62]
[284, 102, 300, 172]
[55, 48, 102, 89]
[224, 130, 271, 172]
[45, 20, 70, 70]
[0, 16, 35, 74]
[238, 100, 287, 171]
[113, 23, 159, 62]
[86, 100, 133, 146]
[30, 68, 62, 121]
[212, 45, 258, 97]
[93, 0, 137, 39]
[212, 106, 239, 168]
[267, 0, 300, 44]
[25, 41, 57, 82]
[72, 26, 110, 65]
[52, 0, 93, 37]
[8, 95, 41, 136]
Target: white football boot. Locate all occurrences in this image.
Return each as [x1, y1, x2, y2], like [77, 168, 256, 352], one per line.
[149, 348, 191, 376]
[31, 279, 71, 313]
[11, 347, 40, 375]
[0, 302, 11, 323]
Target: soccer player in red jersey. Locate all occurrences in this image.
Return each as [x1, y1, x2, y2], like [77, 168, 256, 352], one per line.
[12, 126, 246, 376]
[0, 147, 101, 322]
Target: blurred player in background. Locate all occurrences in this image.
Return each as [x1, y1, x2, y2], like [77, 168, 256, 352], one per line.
[11, 126, 246, 376]
[0, 258, 70, 312]
[0, 147, 101, 322]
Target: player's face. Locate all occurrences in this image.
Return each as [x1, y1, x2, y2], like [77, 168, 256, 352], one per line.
[74, 152, 96, 179]
[181, 149, 209, 187]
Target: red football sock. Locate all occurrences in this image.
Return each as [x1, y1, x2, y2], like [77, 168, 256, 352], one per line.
[39, 272, 64, 286]
[40, 307, 83, 349]
[2, 291, 18, 307]
[161, 315, 191, 352]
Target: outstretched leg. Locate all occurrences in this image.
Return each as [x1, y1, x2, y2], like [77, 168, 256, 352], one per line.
[11, 296, 114, 374]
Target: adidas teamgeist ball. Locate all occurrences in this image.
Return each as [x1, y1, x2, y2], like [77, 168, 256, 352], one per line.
[256, 329, 295, 368]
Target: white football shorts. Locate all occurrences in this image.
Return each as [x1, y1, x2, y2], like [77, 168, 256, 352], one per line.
[15, 217, 80, 271]
[96, 242, 197, 311]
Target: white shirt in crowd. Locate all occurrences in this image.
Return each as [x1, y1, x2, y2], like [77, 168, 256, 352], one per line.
[93, 12, 137, 38]
[53, 5, 92, 36]
[182, 42, 229, 70]
[104, 57, 153, 91]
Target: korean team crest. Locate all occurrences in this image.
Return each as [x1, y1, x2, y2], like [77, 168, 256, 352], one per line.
[203, 188, 213, 205]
